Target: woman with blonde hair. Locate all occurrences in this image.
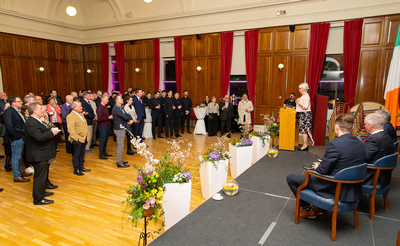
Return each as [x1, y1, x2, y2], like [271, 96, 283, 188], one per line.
[206, 96, 219, 136]
[296, 83, 313, 151]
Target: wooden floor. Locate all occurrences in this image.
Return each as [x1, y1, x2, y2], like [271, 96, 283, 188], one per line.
[0, 130, 255, 245]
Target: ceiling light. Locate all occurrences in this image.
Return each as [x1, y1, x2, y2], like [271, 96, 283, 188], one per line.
[144, 0, 152, 3]
[66, 5, 77, 16]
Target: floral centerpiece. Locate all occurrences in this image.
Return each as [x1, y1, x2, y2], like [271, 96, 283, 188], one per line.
[199, 136, 231, 170]
[261, 114, 280, 158]
[230, 138, 253, 147]
[249, 131, 269, 147]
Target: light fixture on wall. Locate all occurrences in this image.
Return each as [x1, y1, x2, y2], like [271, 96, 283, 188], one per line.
[144, 0, 152, 3]
[66, 0, 77, 17]
[278, 63, 284, 71]
[196, 66, 202, 72]
[135, 68, 140, 73]
[39, 67, 45, 72]
[276, 10, 286, 16]
[87, 69, 92, 74]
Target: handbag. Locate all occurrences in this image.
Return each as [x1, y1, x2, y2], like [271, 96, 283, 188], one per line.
[208, 114, 213, 120]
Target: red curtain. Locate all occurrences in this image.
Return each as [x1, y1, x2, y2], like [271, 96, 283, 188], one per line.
[308, 23, 330, 103]
[100, 43, 109, 92]
[344, 19, 363, 109]
[174, 37, 182, 94]
[153, 39, 160, 91]
[245, 29, 258, 124]
[220, 32, 234, 98]
[114, 42, 125, 93]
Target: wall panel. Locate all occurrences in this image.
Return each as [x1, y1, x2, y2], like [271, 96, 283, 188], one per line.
[71, 45, 82, 62]
[355, 49, 381, 103]
[182, 36, 194, 58]
[125, 43, 134, 61]
[207, 57, 220, 99]
[32, 39, 45, 58]
[144, 60, 154, 92]
[58, 44, 70, 61]
[208, 34, 221, 57]
[362, 18, 384, 47]
[0, 34, 15, 56]
[45, 60, 59, 92]
[46, 41, 58, 60]
[124, 61, 134, 89]
[293, 26, 310, 51]
[17, 58, 34, 94]
[256, 55, 272, 106]
[144, 40, 153, 59]
[1, 57, 20, 96]
[258, 29, 273, 53]
[195, 36, 207, 57]
[16, 37, 31, 58]
[274, 28, 291, 52]
[58, 61, 71, 95]
[134, 41, 144, 60]
[33, 59, 47, 97]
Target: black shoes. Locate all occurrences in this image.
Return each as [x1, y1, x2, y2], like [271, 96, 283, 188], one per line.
[153, 137, 156, 139]
[99, 155, 108, 160]
[127, 149, 136, 155]
[117, 162, 130, 168]
[298, 147, 309, 151]
[176, 134, 182, 138]
[34, 199, 54, 205]
[46, 184, 58, 189]
[44, 192, 54, 197]
[157, 135, 164, 139]
[0, 188, 3, 192]
[74, 169, 84, 176]
[80, 168, 91, 172]
[105, 153, 113, 157]
[187, 131, 192, 134]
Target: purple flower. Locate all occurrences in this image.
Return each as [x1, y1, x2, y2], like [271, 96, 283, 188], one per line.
[209, 152, 220, 160]
[259, 133, 266, 136]
[183, 172, 191, 181]
[136, 176, 143, 183]
[141, 184, 146, 189]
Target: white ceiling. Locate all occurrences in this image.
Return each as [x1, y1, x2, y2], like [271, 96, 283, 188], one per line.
[0, 0, 399, 44]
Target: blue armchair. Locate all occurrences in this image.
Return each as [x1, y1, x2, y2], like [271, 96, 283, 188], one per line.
[362, 152, 398, 220]
[394, 139, 399, 153]
[295, 163, 367, 241]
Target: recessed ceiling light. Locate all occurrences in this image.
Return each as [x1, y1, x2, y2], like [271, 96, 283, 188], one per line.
[66, 5, 77, 16]
[144, 0, 152, 3]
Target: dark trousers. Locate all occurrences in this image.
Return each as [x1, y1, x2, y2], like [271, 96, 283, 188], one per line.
[52, 122, 60, 150]
[126, 131, 133, 151]
[72, 141, 86, 170]
[133, 119, 145, 140]
[31, 160, 49, 203]
[181, 113, 191, 132]
[165, 115, 174, 137]
[208, 114, 218, 136]
[63, 122, 73, 154]
[286, 174, 309, 207]
[152, 114, 162, 137]
[98, 126, 110, 156]
[174, 115, 182, 137]
[220, 118, 232, 135]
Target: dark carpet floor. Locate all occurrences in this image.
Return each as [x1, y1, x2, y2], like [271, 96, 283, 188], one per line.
[151, 147, 400, 246]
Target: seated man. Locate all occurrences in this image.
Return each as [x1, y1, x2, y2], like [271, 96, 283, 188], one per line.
[286, 114, 366, 218]
[363, 113, 394, 187]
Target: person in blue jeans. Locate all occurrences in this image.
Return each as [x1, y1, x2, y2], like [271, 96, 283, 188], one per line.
[3, 96, 31, 182]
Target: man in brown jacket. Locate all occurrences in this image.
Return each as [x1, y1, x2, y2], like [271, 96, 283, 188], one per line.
[67, 101, 90, 176]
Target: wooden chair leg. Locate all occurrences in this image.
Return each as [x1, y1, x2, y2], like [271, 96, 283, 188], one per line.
[295, 197, 300, 224]
[331, 209, 338, 241]
[353, 209, 359, 230]
[369, 194, 376, 220]
[383, 194, 389, 211]
[397, 229, 400, 246]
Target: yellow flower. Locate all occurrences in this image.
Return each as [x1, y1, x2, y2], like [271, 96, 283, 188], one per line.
[158, 187, 163, 191]
[157, 191, 163, 198]
[151, 189, 157, 195]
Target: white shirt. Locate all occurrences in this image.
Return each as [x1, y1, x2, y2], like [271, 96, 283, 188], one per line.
[371, 129, 384, 136]
[73, 111, 85, 122]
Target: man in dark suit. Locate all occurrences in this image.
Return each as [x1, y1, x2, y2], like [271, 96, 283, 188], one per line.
[132, 89, 146, 141]
[181, 90, 192, 134]
[24, 103, 59, 205]
[164, 90, 175, 139]
[0, 92, 7, 113]
[81, 92, 95, 153]
[44, 89, 63, 106]
[3, 96, 32, 182]
[150, 91, 163, 139]
[286, 114, 366, 218]
[363, 113, 394, 187]
[219, 95, 233, 138]
[173, 92, 183, 138]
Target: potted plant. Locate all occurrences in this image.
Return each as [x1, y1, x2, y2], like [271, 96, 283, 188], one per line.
[229, 138, 254, 178]
[249, 131, 270, 163]
[157, 139, 193, 231]
[262, 114, 280, 158]
[198, 136, 231, 199]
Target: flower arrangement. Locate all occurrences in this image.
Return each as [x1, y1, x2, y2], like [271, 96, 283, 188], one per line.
[172, 172, 191, 183]
[199, 136, 231, 170]
[154, 150, 192, 184]
[230, 138, 253, 147]
[234, 119, 253, 139]
[262, 114, 280, 138]
[249, 131, 269, 147]
[124, 165, 164, 229]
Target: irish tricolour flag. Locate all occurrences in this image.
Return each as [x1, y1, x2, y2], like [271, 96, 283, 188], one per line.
[384, 26, 400, 128]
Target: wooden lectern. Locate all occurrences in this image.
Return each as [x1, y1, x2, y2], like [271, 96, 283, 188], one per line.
[279, 107, 298, 151]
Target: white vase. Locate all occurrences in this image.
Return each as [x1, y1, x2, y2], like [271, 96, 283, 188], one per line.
[229, 144, 253, 179]
[163, 180, 192, 231]
[251, 135, 270, 163]
[199, 160, 228, 200]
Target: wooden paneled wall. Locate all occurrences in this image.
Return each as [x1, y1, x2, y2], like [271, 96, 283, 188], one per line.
[255, 25, 310, 123]
[124, 40, 154, 93]
[83, 44, 103, 93]
[0, 33, 98, 101]
[355, 15, 400, 104]
[182, 33, 221, 106]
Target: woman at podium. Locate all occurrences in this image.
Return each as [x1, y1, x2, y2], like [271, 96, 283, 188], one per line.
[296, 83, 311, 151]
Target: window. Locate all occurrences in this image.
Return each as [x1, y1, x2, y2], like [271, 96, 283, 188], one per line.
[229, 75, 247, 98]
[317, 54, 344, 102]
[163, 59, 176, 91]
